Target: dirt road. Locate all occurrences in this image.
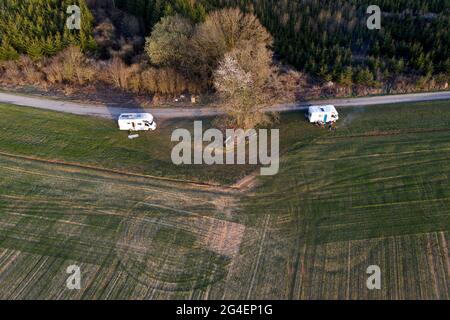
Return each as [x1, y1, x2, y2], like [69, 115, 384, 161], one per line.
[1, 90, 449, 119]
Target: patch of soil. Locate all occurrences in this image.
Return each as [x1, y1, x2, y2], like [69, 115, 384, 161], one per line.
[232, 172, 259, 191]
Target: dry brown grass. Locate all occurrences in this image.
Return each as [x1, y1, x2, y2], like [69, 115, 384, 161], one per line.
[1, 60, 22, 84]
[0, 45, 199, 97]
[16, 56, 44, 85]
[107, 56, 133, 90]
[41, 46, 96, 86]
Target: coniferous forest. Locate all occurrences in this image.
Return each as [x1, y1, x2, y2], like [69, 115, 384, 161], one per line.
[116, 0, 450, 84]
[0, 0, 96, 60]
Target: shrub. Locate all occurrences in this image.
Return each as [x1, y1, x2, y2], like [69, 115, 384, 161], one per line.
[107, 56, 133, 90]
[43, 46, 95, 86]
[17, 56, 44, 85]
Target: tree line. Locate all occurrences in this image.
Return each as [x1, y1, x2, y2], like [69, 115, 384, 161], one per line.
[1, 0, 448, 98]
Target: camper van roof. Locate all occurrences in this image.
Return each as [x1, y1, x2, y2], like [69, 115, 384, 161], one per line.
[119, 113, 153, 121]
[308, 105, 337, 113]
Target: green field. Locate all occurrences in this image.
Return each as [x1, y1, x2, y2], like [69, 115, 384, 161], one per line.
[0, 104, 259, 185]
[239, 102, 450, 299]
[0, 101, 449, 299]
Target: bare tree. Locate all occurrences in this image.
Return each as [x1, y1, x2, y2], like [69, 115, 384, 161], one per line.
[107, 56, 132, 90]
[188, 8, 273, 83]
[214, 46, 275, 129]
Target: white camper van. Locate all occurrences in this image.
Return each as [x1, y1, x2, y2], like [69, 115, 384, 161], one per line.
[118, 113, 157, 131]
[306, 105, 339, 123]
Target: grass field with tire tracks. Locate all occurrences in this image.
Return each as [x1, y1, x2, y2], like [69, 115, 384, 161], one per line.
[0, 101, 448, 299]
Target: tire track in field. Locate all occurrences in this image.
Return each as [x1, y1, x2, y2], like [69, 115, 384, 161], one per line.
[246, 214, 270, 299]
[346, 241, 351, 299]
[0, 160, 233, 207]
[10, 255, 50, 299]
[246, 149, 450, 201]
[1, 155, 245, 286]
[112, 183, 244, 291]
[294, 147, 450, 163]
[325, 128, 450, 140]
[439, 232, 450, 298]
[426, 233, 440, 298]
[0, 151, 249, 224]
[0, 195, 129, 218]
[351, 197, 450, 209]
[0, 250, 21, 276]
[3, 212, 93, 228]
[0, 154, 242, 225]
[0, 151, 240, 191]
[291, 155, 450, 198]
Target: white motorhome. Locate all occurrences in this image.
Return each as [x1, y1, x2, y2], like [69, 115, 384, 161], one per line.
[306, 105, 339, 123]
[118, 113, 157, 131]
